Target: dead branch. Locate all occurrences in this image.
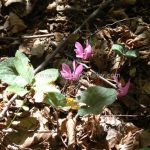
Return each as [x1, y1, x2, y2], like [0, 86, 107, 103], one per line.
[0, 94, 17, 120]
[34, 0, 113, 74]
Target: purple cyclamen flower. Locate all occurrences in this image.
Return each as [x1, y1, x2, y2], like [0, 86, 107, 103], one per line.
[114, 76, 130, 97]
[75, 41, 92, 60]
[60, 61, 83, 81]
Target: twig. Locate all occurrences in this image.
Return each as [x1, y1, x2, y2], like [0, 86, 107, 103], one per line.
[34, 0, 113, 74]
[0, 34, 53, 41]
[105, 17, 141, 27]
[0, 94, 17, 120]
[102, 114, 150, 117]
[79, 62, 117, 88]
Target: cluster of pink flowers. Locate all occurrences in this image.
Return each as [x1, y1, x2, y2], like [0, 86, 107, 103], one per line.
[60, 41, 130, 97]
[60, 41, 93, 81]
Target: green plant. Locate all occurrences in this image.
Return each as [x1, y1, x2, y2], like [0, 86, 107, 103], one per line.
[0, 51, 63, 106]
[112, 44, 139, 58]
[0, 51, 117, 115]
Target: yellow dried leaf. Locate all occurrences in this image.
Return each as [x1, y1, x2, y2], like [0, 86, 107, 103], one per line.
[66, 97, 79, 110]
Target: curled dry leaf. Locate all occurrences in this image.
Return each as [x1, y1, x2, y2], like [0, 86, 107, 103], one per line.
[66, 113, 76, 149]
[116, 132, 136, 150]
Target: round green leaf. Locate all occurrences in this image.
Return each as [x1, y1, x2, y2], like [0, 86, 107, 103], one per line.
[0, 58, 28, 87]
[14, 51, 34, 84]
[44, 92, 67, 109]
[77, 86, 117, 116]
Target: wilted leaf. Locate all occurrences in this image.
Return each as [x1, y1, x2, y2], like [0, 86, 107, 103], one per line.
[77, 86, 117, 116]
[14, 50, 34, 84]
[35, 69, 59, 85]
[44, 92, 68, 109]
[6, 85, 28, 96]
[0, 58, 28, 87]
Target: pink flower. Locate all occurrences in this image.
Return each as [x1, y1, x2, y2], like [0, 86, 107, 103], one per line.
[75, 41, 92, 60]
[60, 61, 83, 81]
[114, 76, 130, 97]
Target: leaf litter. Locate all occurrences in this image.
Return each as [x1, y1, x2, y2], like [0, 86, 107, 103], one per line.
[0, 0, 150, 149]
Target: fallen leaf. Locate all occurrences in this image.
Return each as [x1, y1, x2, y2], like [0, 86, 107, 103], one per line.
[31, 39, 45, 58]
[9, 12, 27, 34]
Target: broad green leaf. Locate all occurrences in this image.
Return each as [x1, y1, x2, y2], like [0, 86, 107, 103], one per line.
[0, 58, 28, 87]
[14, 51, 34, 84]
[44, 92, 67, 109]
[6, 85, 29, 96]
[77, 86, 117, 116]
[35, 69, 59, 85]
[112, 44, 125, 55]
[125, 50, 139, 57]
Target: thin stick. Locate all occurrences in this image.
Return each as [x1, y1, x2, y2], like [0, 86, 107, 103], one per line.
[79, 62, 117, 88]
[34, 0, 112, 74]
[0, 34, 53, 41]
[0, 94, 17, 120]
[102, 114, 150, 117]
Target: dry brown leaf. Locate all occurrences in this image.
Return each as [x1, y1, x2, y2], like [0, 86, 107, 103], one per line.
[9, 12, 27, 34]
[66, 113, 76, 149]
[31, 39, 45, 58]
[117, 132, 135, 150]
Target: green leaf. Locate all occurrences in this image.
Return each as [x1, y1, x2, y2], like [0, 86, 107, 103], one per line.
[112, 44, 125, 55]
[0, 58, 28, 87]
[112, 44, 139, 58]
[35, 69, 59, 85]
[6, 85, 29, 96]
[77, 86, 117, 116]
[125, 50, 139, 58]
[14, 51, 34, 84]
[44, 92, 67, 109]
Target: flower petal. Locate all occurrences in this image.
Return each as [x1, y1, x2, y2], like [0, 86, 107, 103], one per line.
[73, 64, 83, 80]
[60, 64, 72, 80]
[62, 64, 71, 74]
[75, 42, 84, 58]
[72, 60, 76, 72]
[118, 80, 130, 97]
[84, 44, 92, 60]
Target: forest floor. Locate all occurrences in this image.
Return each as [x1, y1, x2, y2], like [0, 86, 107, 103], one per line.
[0, 0, 150, 149]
